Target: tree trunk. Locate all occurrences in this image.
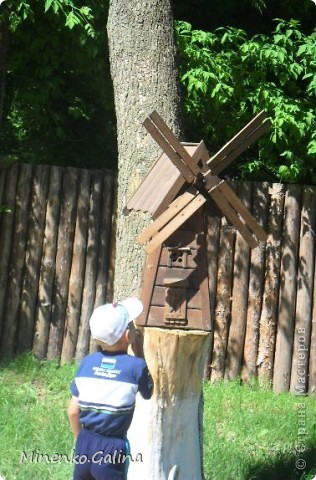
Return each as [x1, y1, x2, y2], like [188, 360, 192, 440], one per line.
[107, 0, 182, 300]
[0, 19, 9, 129]
[107, 2, 207, 479]
[127, 328, 210, 480]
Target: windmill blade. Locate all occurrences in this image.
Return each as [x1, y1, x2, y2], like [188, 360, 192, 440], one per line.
[138, 110, 269, 252]
[217, 182, 268, 243]
[143, 117, 195, 183]
[149, 111, 202, 176]
[143, 193, 207, 254]
[137, 188, 196, 244]
[209, 187, 258, 248]
[207, 111, 267, 171]
[208, 112, 271, 175]
[144, 111, 205, 185]
[210, 119, 271, 175]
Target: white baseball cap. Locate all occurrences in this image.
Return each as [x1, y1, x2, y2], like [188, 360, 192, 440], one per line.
[89, 297, 143, 345]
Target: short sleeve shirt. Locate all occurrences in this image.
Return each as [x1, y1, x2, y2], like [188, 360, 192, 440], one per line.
[70, 351, 153, 438]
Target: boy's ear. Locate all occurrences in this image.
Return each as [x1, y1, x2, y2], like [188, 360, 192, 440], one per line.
[125, 329, 131, 343]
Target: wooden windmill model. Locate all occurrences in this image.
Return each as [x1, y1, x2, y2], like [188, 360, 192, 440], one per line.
[127, 111, 271, 332]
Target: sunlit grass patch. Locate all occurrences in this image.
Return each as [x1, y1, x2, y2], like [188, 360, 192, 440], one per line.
[0, 354, 315, 480]
[203, 379, 316, 480]
[0, 354, 76, 479]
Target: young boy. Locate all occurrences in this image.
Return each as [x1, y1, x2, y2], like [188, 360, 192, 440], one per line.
[68, 298, 153, 480]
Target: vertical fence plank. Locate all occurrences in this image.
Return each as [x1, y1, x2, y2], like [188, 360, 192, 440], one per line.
[273, 184, 302, 393]
[225, 182, 251, 380]
[0, 164, 19, 340]
[47, 167, 78, 360]
[75, 173, 103, 362]
[309, 256, 316, 394]
[257, 184, 285, 383]
[210, 218, 234, 381]
[18, 165, 50, 353]
[33, 167, 62, 358]
[61, 170, 90, 364]
[242, 182, 269, 381]
[104, 175, 116, 305]
[89, 172, 116, 353]
[290, 186, 316, 394]
[1, 164, 33, 356]
[95, 172, 116, 306]
[0, 167, 5, 205]
[205, 214, 221, 377]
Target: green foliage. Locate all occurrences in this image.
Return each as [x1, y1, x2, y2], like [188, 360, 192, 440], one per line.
[249, 0, 266, 13]
[0, 205, 11, 213]
[0, 1, 116, 169]
[1, 0, 95, 35]
[176, 19, 316, 184]
[44, 0, 95, 37]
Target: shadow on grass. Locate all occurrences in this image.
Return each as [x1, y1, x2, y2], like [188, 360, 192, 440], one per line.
[246, 447, 316, 480]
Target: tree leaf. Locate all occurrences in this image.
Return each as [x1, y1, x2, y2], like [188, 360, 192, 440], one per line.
[44, 0, 54, 12]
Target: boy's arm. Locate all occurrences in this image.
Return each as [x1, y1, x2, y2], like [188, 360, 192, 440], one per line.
[68, 396, 81, 438]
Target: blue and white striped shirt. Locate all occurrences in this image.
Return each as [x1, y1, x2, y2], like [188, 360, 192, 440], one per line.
[70, 351, 153, 438]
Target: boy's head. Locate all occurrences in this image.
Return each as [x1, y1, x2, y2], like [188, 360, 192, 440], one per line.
[89, 297, 143, 350]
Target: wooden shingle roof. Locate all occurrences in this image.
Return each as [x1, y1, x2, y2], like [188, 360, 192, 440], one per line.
[125, 141, 209, 219]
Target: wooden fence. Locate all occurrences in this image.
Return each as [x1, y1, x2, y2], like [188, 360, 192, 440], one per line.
[0, 164, 315, 393]
[205, 182, 316, 394]
[0, 163, 116, 364]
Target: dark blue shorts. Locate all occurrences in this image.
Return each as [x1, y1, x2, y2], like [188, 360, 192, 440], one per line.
[73, 428, 129, 480]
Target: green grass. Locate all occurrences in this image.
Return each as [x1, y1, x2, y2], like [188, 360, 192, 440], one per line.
[203, 380, 316, 480]
[0, 354, 76, 479]
[0, 354, 315, 480]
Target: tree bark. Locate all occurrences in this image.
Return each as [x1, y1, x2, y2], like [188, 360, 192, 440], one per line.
[0, 19, 9, 129]
[107, 0, 182, 300]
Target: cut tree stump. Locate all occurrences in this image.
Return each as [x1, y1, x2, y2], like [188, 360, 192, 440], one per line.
[127, 328, 210, 480]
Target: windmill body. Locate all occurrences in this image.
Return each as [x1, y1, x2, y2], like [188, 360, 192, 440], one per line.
[126, 111, 270, 332]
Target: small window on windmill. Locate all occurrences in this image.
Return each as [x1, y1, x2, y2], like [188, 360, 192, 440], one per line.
[163, 247, 191, 326]
[167, 246, 191, 268]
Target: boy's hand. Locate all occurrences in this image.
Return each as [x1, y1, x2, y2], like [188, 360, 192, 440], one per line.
[128, 322, 144, 358]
